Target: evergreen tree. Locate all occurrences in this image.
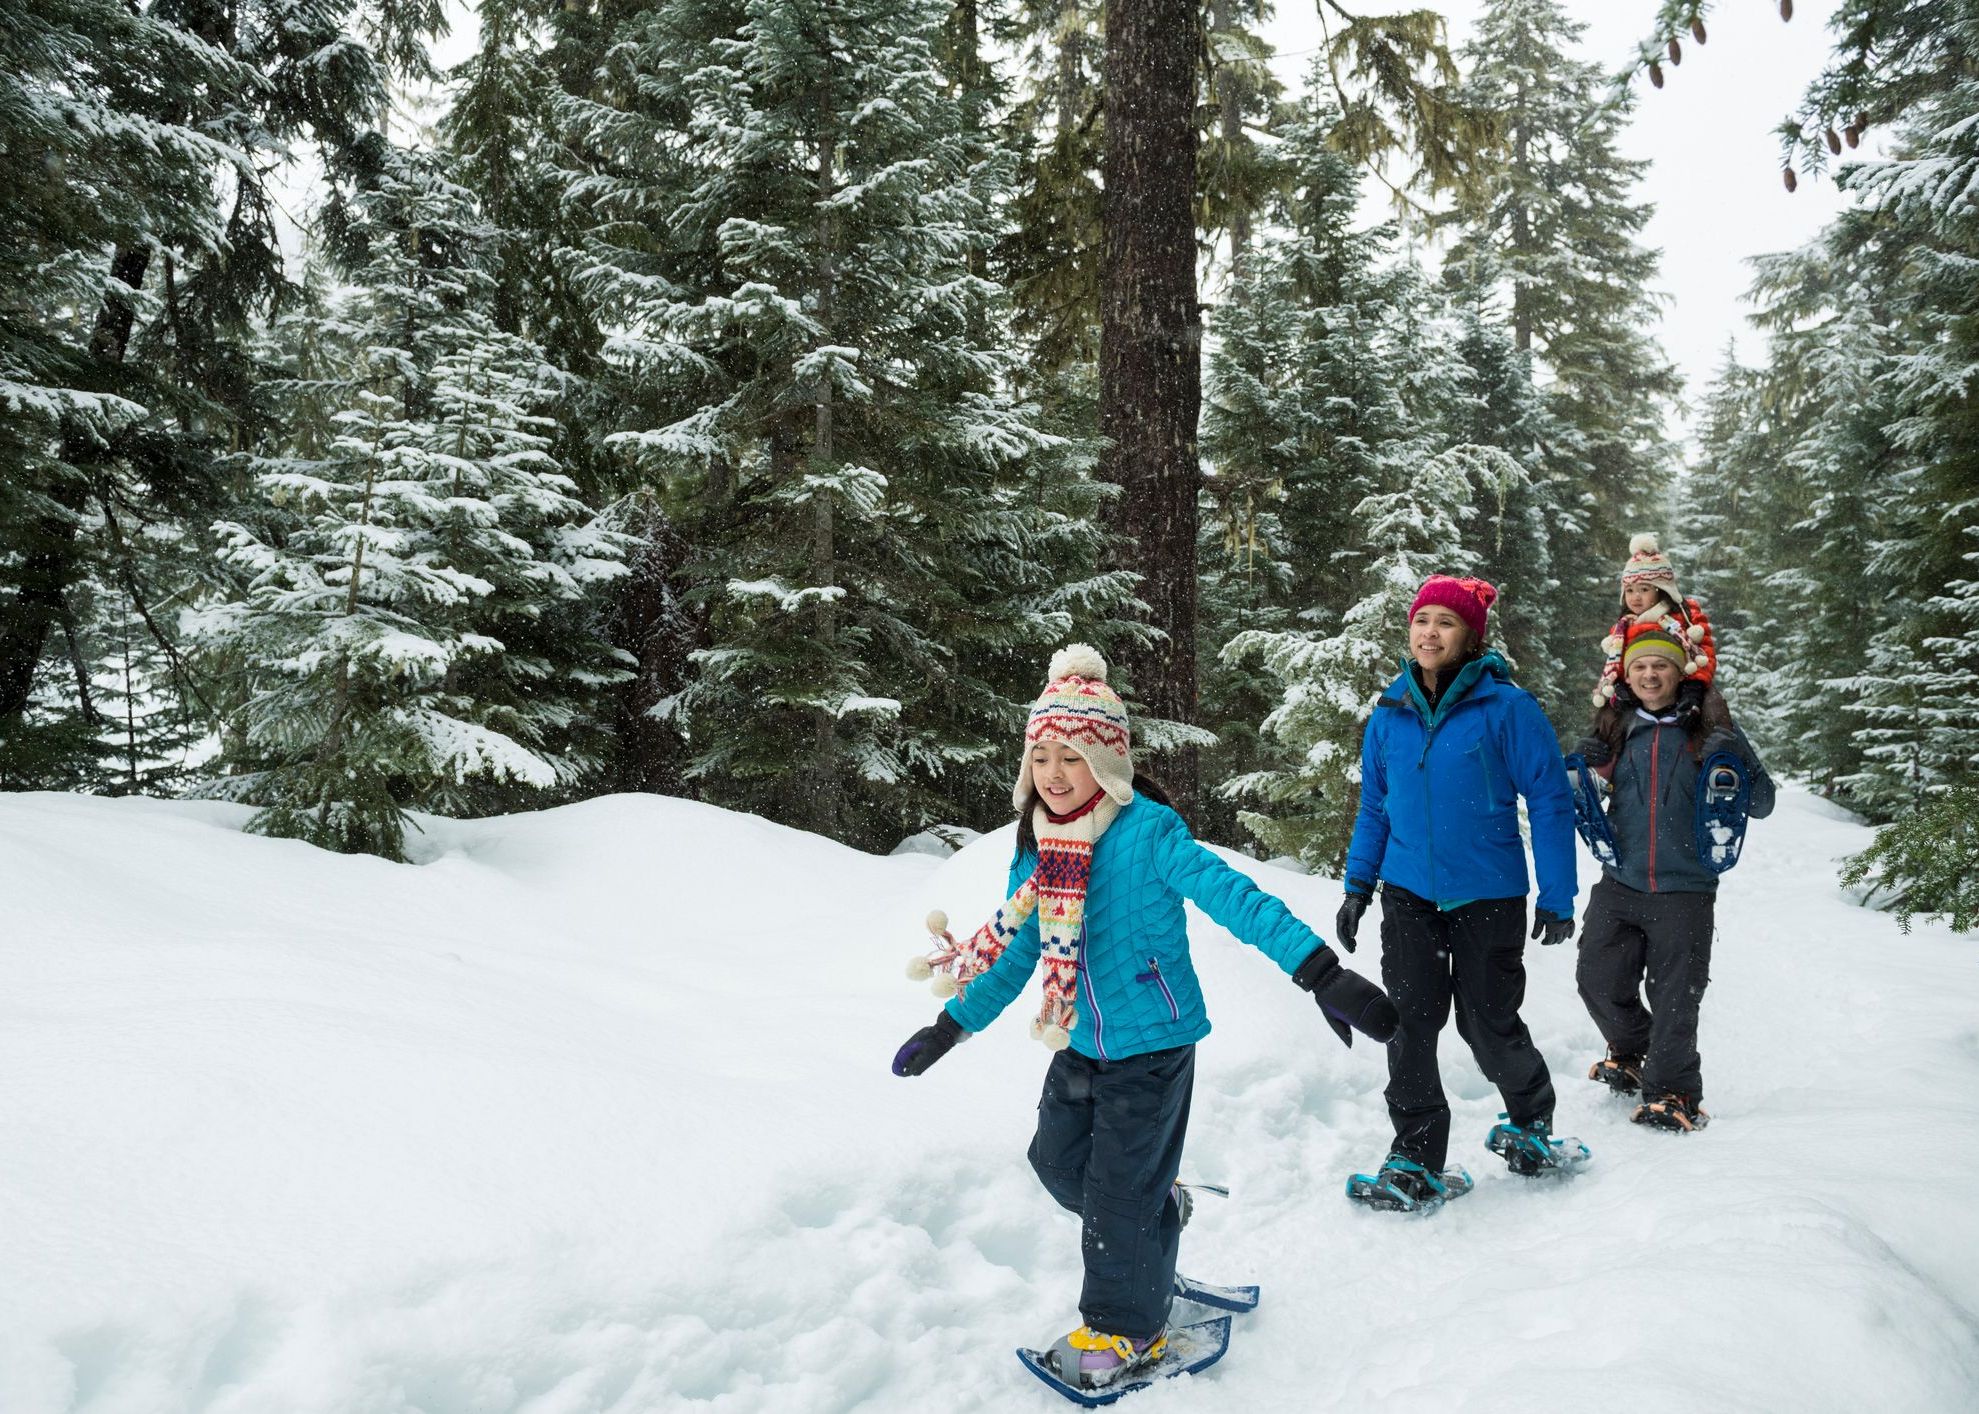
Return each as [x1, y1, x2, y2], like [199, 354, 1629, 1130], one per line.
[1443, 0, 1679, 657]
[562, 0, 1132, 847]
[192, 148, 628, 858]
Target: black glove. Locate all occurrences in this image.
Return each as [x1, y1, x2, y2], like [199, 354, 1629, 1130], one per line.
[1293, 946, 1401, 1048]
[891, 1011, 965, 1077]
[1335, 880, 1373, 953]
[1609, 679, 1640, 712]
[1674, 678, 1708, 731]
[1698, 726, 1740, 761]
[1530, 909, 1574, 946]
[1572, 735, 1612, 768]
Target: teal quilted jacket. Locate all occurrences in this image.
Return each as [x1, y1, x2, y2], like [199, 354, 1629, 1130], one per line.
[943, 793, 1327, 1060]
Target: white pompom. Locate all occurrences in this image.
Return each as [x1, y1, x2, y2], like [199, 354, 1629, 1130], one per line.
[1629, 532, 1661, 556]
[1038, 1023, 1071, 1051]
[1591, 689, 1606, 707]
[1599, 682, 1616, 701]
[1688, 624, 1707, 643]
[906, 956, 933, 981]
[925, 909, 948, 935]
[1601, 634, 1624, 655]
[1048, 642, 1109, 684]
[931, 973, 960, 999]
[1688, 658, 1707, 675]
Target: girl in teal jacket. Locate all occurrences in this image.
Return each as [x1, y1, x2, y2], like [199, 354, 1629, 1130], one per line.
[892, 644, 1398, 1394]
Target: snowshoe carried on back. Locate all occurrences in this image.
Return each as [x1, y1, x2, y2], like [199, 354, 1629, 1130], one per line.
[1565, 754, 1622, 869]
[1345, 1155, 1475, 1214]
[1588, 1051, 1644, 1095]
[1632, 1092, 1710, 1132]
[1695, 751, 1754, 875]
[1486, 1114, 1591, 1177]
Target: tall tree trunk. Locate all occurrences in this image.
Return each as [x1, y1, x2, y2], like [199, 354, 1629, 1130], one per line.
[0, 245, 153, 722]
[809, 116, 842, 840]
[1099, 0, 1202, 815]
[609, 503, 701, 797]
[1212, 0, 1251, 270]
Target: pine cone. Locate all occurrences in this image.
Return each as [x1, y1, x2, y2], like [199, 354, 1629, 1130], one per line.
[1649, 61, 1665, 89]
[1780, 0, 1793, 20]
[1783, 167, 1798, 193]
[1691, 19, 1707, 45]
[1826, 129, 1842, 155]
[1667, 38, 1682, 66]
[1845, 126, 1861, 149]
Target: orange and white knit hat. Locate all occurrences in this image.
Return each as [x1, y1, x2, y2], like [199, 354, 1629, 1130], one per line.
[1619, 533, 1681, 608]
[1011, 644, 1134, 809]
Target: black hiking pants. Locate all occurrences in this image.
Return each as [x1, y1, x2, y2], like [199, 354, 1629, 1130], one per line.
[1028, 1043, 1194, 1342]
[1379, 886, 1556, 1172]
[1576, 876, 1715, 1100]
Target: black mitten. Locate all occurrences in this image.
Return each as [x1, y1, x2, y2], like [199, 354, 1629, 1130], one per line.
[1292, 947, 1401, 1048]
[1572, 735, 1612, 768]
[892, 1011, 965, 1077]
[1674, 678, 1708, 730]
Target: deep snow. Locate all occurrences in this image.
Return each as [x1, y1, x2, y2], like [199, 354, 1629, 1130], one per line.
[2, 785, 1977, 1412]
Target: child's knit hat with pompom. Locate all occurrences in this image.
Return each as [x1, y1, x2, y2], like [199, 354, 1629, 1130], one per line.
[1011, 643, 1135, 810]
[1619, 533, 1681, 609]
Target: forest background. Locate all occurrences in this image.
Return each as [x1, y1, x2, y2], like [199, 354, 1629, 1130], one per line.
[4, 0, 1975, 926]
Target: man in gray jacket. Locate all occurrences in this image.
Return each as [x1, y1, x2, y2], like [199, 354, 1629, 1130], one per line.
[1571, 623, 1774, 1133]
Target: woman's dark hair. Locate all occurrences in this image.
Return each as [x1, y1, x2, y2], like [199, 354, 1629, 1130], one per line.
[1015, 770, 1178, 855]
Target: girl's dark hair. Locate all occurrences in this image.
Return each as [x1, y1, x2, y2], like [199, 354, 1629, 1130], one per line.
[1015, 770, 1178, 855]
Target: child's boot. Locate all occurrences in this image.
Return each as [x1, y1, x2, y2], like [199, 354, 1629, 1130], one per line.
[1045, 1325, 1169, 1389]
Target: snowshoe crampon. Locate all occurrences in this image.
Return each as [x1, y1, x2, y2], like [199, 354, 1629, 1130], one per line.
[1565, 754, 1622, 868]
[1588, 1053, 1644, 1095]
[1172, 1272, 1259, 1313]
[1486, 1115, 1591, 1177]
[1018, 1317, 1232, 1407]
[1695, 751, 1754, 875]
[1632, 1093, 1710, 1132]
[1345, 1156, 1474, 1213]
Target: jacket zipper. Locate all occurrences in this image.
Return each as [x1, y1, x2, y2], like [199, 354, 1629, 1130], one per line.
[1077, 926, 1107, 1060]
[1648, 727, 1660, 892]
[1139, 957, 1180, 1022]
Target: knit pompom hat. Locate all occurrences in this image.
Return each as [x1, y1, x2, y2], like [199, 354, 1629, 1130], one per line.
[1622, 621, 1689, 670]
[1409, 575, 1497, 644]
[1620, 533, 1681, 609]
[1011, 644, 1134, 810]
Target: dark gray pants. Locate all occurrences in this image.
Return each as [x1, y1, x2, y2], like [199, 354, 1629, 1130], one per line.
[1028, 1044, 1194, 1342]
[1576, 876, 1716, 1099]
[1378, 887, 1556, 1173]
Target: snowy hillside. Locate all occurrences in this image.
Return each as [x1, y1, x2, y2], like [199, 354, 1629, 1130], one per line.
[3, 787, 1977, 1413]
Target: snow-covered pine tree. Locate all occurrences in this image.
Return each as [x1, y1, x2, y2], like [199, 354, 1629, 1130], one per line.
[192, 147, 628, 858]
[562, 0, 1130, 848]
[1221, 445, 1514, 872]
[1441, 0, 1679, 653]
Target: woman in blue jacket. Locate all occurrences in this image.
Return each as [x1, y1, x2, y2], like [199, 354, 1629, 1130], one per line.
[1336, 576, 1581, 1210]
[892, 645, 1398, 1393]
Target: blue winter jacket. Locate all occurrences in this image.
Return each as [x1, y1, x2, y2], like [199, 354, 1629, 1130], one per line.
[1344, 652, 1578, 919]
[943, 793, 1326, 1061]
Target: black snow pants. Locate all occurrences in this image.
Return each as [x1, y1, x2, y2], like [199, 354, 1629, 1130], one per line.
[1028, 1043, 1194, 1342]
[1576, 875, 1715, 1100]
[1378, 885, 1556, 1173]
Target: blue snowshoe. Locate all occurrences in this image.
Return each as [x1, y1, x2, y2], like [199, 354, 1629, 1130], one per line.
[1564, 754, 1621, 868]
[1486, 1114, 1591, 1177]
[1695, 751, 1754, 875]
[1345, 1155, 1475, 1214]
[1018, 1317, 1233, 1406]
[1172, 1272, 1259, 1313]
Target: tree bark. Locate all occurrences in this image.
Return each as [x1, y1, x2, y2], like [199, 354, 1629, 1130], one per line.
[1099, 0, 1203, 815]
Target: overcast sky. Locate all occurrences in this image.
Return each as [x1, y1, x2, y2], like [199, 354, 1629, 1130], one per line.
[1257, 1, 1866, 438]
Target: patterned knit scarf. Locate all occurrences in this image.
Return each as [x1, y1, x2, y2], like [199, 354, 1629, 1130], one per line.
[910, 791, 1121, 1050]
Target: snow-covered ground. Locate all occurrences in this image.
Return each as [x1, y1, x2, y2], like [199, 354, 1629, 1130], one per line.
[3, 785, 1977, 1412]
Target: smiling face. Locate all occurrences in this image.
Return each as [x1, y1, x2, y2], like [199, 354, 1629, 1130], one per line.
[1029, 740, 1100, 813]
[1625, 652, 1681, 711]
[1409, 605, 1471, 677]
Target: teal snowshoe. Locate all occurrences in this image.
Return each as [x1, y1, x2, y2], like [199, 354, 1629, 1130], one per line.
[1345, 1155, 1474, 1213]
[1486, 1114, 1591, 1177]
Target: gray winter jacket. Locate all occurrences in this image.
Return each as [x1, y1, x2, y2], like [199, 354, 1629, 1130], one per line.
[1600, 714, 1774, 895]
